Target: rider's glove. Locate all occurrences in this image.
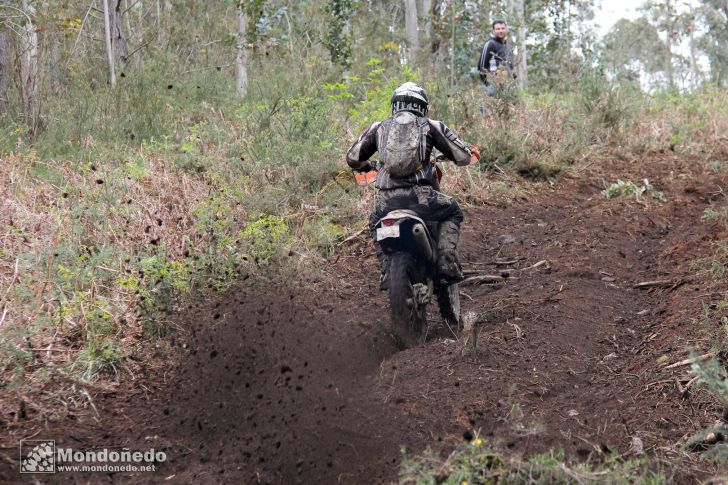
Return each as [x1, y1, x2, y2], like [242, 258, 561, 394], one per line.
[359, 160, 378, 173]
[469, 144, 481, 163]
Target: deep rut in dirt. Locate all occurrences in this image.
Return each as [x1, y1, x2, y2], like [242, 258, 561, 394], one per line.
[2, 156, 726, 484]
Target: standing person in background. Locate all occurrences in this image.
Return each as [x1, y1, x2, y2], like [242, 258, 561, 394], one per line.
[478, 20, 516, 98]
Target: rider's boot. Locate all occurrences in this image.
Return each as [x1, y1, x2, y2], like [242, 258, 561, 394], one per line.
[436, 221, 464, 284]
[375, 242, 391, 291]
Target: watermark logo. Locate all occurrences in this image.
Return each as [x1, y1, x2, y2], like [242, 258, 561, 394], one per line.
[20, 440, 56, 473]
[18, 439, 165, 474]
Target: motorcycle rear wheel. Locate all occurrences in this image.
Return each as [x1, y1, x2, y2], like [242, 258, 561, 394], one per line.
[388, 252, 427, 347]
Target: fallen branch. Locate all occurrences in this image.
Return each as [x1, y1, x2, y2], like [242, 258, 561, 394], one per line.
[521, 260, 549, 271]
[462, 260, 547, 283]
[684, 375, 700, 390]
[461, 274, 507, 286]
[495, 258, 522, 265]
[633, 280, 673, 289]
[336, 225, 368, 246]
[464, 257, 525, 267]
[664, 353, 714, 370]
[29, 348, 72, 352]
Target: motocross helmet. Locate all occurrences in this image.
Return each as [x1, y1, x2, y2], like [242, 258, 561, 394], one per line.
[391, 82, 428, 117]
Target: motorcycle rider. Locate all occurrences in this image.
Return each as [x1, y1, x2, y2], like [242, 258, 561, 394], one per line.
[346, 82, 477, 290]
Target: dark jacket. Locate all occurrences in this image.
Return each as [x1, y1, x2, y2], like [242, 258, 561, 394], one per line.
[346, 112, 471, 190]
[477, 36, 515, 84]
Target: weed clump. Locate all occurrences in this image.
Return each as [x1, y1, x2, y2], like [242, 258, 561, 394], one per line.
[400, 438, 667, 484]
[602, 179, 665, 201]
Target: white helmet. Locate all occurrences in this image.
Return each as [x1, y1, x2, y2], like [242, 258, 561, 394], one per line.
[391, 82, 428, 117]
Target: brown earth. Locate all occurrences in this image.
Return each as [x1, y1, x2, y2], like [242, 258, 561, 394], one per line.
[1, 154, 727, 484]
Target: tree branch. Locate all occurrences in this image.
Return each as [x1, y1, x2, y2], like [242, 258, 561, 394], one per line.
[65, 0, 96, 70]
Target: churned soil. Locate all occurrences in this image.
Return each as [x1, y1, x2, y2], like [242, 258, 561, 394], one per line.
[1, 154, 727, 484]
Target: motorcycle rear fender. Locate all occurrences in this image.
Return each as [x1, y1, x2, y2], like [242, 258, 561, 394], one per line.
[376, 210, 436, 261]
[376, 210, 428, 230]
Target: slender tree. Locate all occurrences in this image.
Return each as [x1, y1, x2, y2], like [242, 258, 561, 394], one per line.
[601, 17, 665, 87]
[642, 0, 677, 89]
[699, 0, 728, 86]
[665, 0, 674, 89]
[19, 0, 39, 125]
[127, 0, 145, 68]
[108, 0, 128, 69]
[404, 0, 419, 63]
[514, 0, 528, 87]
[684, 7, 701, 88]
[324, 0, 355, 67]
[236, 1, 248, 96]
[103, 0, 117, 85]
[0, 28, 7, 104]
[420, 0, 432, 43]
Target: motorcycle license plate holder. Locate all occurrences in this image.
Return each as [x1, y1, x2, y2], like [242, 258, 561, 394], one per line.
[376, 225, 400, 241]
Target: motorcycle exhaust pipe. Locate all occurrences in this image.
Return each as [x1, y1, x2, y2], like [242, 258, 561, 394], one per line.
[412, 224, 433, 261]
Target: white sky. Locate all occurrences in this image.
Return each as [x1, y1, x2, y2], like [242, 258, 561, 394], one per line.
[595, 0, 701, 37]
[595, 1, 641, 36]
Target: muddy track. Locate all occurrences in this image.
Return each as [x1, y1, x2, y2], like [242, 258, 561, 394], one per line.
[2, 156, 726, 484]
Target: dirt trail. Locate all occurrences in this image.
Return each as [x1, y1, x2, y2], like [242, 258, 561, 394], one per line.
[2, 155, 726, 484]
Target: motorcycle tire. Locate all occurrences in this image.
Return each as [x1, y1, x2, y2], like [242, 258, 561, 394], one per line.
[388, 252, 427, 347]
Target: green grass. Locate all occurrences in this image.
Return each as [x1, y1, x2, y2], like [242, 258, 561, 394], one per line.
[400, 439, 667, 485]
[703, 207, 728, 229]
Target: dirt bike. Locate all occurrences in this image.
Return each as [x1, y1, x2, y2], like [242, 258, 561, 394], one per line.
[355, 155, 461, 347]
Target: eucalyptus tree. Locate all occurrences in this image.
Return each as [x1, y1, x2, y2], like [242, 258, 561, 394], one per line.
[641, 0, 678, 89]
[0, 18, 9, 105]
[103, 0, 116, 85]
[324, 0, 356, 67]
[0, 0, 40, 127]
[235, 0, 266, 96]
[699, 0, 728, 86]
[405, 0, 419, 62]
[524, 0, 597, 90]
[600, 17, 666, 88]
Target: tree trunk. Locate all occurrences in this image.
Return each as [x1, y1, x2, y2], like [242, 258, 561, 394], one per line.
[49, 35, 62, 92]
[156, 0, 171, 47]
[19, 0, 39, 127]
[0, 30, 8, 104]
[515, 0, 527, 88]
[665, 0, 674, 89]
[156, 0, 162, 44]
[103, 0, 116, 85]
[127, 0, 145, 68]
[404, 0, 419, 63]
[687, 9, 700, 89]
[235, 4, 248, 97]
[449, 2, 454, 87]
[108, 0, 128, 69]
[421, 0, 432, 42]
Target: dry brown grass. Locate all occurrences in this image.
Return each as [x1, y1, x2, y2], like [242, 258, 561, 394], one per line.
[0, 152, 248, 378]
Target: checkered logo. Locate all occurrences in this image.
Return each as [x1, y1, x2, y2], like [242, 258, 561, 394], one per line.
[20, 440, 55, 473]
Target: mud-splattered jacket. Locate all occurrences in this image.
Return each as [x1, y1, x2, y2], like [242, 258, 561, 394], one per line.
[346, 112, 471, 190]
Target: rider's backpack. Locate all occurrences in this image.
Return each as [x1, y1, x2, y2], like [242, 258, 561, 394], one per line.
[380, 111, 427, 178]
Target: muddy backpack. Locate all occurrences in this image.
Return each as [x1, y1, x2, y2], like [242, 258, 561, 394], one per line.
[379, 111, 428, 178]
